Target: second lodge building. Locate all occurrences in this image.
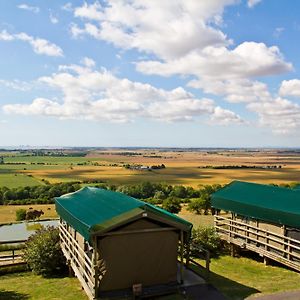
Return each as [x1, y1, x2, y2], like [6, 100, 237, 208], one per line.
[212, 181, 300, 271]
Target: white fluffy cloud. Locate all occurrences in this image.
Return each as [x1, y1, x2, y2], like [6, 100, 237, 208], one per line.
[188, 79, 271, 103]
[66, 1, 295, 134]
[279, 79, 300, 98]
[0, 30, 63, 57]
[71, 1, 237, 60]
[247, 98, 300, 134]
[136, 42, 291, 79]
[3, 62, 242, 125]
[0, 79, 32, 91]
[247, 0, 262, 8]
[17, 4, 40, 13]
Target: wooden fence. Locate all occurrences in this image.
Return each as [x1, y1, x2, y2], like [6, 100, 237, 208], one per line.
[0, 240, 26, 267]
[215, 215, 300, 271]
[59, 221, 96, 300]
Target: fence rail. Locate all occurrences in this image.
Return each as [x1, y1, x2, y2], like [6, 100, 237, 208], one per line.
[0, 240, 26, 267]
[215, 215, 300, 271]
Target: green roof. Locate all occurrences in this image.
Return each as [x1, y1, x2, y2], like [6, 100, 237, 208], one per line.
[212, 181, 300, 229]
[55, 187, 192, 242]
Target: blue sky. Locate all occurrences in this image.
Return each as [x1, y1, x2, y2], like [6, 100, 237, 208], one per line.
[0, 0, 300, 147]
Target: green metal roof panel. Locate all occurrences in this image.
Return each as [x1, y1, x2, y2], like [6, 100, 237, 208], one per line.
[212, 181, 300, 229]
[55, 187, 192, 241]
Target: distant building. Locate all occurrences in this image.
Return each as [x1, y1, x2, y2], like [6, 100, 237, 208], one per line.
[212, 181, 300, 271]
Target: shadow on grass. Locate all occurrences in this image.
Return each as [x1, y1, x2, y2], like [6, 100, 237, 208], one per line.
[0, 290, 29, 300]
[189, 262, 260, 300]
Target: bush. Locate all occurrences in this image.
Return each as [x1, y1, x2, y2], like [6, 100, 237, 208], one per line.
[161, 197, 181, 213]
[16, 209, 27, 221]
[188, 198, 206, 214]
[191, 226, 221, 257]
[23, 226, 66, 276]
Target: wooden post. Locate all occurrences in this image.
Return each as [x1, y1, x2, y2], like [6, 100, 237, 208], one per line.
[205, 250, 210, 279]
[185, 241, 190, 268]
[93, 237, 98, 299]
[264, 257, 270, 266]
[180, 230, 184, 284]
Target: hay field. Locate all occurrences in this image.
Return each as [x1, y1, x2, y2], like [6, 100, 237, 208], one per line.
[1, 149, 300, 188]
[0, 204, 57, 224]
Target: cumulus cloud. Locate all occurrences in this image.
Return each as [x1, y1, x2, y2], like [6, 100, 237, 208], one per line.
[188, 79, 271, 103]
[0, 30, 63, 57]
[0, 79, 32, 91]
[17, 4, 40, 13]
[136, 42, 291, 79]
[247, 98, 300, 134]
[247, 0, 262, 8]
[50, 12, 59, 24]
[71, 1, 237, 60]
[3, 62, 242, 125]
[210, 106, 245, 125]
[279, 79, 300, 98]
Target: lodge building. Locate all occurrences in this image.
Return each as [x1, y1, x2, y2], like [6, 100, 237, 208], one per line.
[212, 181, 300, 271]
[55, 187, 193, 299]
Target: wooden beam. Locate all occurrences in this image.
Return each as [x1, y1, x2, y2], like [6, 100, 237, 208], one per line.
[180, 230, 184, 284]
[97, 227, 178, 237]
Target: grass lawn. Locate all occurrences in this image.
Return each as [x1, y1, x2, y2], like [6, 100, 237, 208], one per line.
[193, 255, 300, 300]
[0, 272, 184, 300]
[0, 272, 88, 300]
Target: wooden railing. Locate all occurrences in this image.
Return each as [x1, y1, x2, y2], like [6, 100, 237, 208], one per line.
[188, 243, 210, 279]
[215, 215, 300, 271]
[0, 240, 26, 266]
[59, 222, 95, 299]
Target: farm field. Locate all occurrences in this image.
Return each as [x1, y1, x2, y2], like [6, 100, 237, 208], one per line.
[0, 204, 213, 226]
[1, 149, 300, 188]
[0, 204, 57, 224]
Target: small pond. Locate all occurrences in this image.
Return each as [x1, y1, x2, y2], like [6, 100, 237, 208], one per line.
[0, 220, 59, 242]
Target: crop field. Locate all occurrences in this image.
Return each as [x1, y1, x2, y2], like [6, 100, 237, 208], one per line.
[0, 149, 300, 188]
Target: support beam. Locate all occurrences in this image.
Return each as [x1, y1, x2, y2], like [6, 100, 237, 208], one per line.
[180, 230, 184, 284]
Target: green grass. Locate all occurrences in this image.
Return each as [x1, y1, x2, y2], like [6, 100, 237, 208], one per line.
[192, 255, 300, 300]
[0, 272, 88, 300]
[0, 272, 184, 300]
[0, 173, 42, 188]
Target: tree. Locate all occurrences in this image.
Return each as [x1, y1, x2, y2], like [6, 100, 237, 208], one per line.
[191, 227, 221, 257]
[23, 226, 66, 276]
[188, 198, 206, 214]
[161, 197, 181, 214]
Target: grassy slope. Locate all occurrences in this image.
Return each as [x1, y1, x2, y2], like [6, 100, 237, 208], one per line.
[193, 255, 300, 300]
[0, 272, 88, 300]
[0, 272, 183, 300]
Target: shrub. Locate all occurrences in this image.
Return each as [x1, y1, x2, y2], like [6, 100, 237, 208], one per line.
[187, 198, 206, 214]
[191, 226, 221, 257]
[23, 226, 66, 276]
[16, 209, 27, 221]
[161, 197, 181, 214]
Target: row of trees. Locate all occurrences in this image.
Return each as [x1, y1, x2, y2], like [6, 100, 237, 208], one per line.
[0, 182, 81, 205]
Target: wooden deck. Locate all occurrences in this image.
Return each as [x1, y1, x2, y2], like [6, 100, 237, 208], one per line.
[215, 215, 300, 272]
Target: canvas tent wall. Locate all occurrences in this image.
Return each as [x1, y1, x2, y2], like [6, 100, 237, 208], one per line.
[55, 187, 192, 298]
